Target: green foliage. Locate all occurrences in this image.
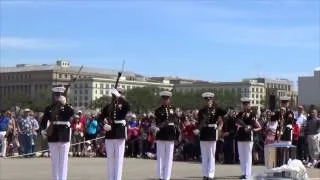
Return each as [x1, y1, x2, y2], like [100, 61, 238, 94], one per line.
[0, 90, 52, 112]
[90, 95, 111, 109]
[122, 87, 241, 112]
[125, 87, 159, 113]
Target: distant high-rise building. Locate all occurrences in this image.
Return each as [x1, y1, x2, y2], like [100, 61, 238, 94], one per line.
[298, 67, 320, 106]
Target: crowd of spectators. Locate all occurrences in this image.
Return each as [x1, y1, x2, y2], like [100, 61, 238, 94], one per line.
[0, 106, 319, 169]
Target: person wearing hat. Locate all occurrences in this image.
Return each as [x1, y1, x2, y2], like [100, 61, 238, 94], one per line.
[40, 86, 75, 180]
[99, 87, 130, 180]
[236, 97, 261, 179]
[274, 96, 294, 144]
[152, 91, 179, 180]
[195, 92, 226, 180]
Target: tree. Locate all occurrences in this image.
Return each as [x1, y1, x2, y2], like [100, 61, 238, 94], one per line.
[126, 87, 159, 113]
[90, 95, 111, 110]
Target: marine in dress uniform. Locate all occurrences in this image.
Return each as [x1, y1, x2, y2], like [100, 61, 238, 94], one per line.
[99, 87, 130, 180]
[40, 86, 75, 180]
[194, 92, 226, 180]
[153, 91, 179, 180]
[274, 96, 294, 144]
[235, 97, 261, 180]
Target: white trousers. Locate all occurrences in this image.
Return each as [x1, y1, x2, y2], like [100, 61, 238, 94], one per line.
[237, 142, 253, 177]
[200, 141, 216, 178]
[156, 140, 174, 180]
[48, 142, 70, 180]
[105, 139, 125, 180]
[0, 131, 7, 157]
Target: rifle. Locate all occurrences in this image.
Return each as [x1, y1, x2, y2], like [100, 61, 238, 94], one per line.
[64, 65, 84, 98]
[107, 60, 126, 123]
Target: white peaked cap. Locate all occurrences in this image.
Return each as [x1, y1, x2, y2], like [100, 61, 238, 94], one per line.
[52, 86, 66, 93]
[202, 92, 215, 98]
[280, 96, 291, 101]
[240, 97, 251, 103]
[116, 87, 124, 93]
[131, 114, 137, 119]
[159, 91, 172, 97]
[24, 108, 31, 112]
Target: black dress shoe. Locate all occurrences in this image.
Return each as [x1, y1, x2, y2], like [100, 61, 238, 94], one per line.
[239, 175, 246, 179]
[203, 177, 208, 180]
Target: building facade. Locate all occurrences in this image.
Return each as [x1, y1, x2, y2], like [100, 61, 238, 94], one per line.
[298, 67, 320, 106]
[173, 80, 266, 107]
[71, 77, 173, 108]
[244, 77, 297, 109]
[0, 60, 174, 110]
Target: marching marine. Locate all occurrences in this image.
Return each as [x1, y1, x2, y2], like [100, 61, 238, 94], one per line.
[152, 91, 179, 180]
[195, 92, 226, 180]
[40, 86, 75, 180]
[235, 97, 261, 180]
[99, 87, 130, 180]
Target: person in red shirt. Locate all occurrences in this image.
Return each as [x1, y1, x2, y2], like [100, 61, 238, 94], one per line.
[182, 118, 198, 160]
[292, 119, 300, 146]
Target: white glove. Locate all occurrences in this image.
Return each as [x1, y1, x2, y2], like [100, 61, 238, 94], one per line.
[213, 124, 218, 129]
[193, 129, 200, 135]
[151, 126, 160, 133]
[41, 130, 47, 136]
[111, 88, 121, 98]
[104, 124, 112, 131]
[58, 95, 67, 105]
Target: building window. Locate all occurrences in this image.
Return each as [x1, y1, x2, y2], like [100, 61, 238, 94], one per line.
[85, 89, 88, 94]
[95, 90, 97, 94]
[74, 102, 78, 106]
[59, 74, 62, 78]
[95, 84, 98, 88]
[84, 103, 88, 107]
[251, 100, 254, 104]
[65, 74, 68, 78]
[85, 83, 88, 88]
[100, 83, 103, 88]
[74, 97, 77, 101]
[74, 90, 77, 94]
[252, 94, 255, 98]
[256, 100, 259, 104]
[255, 88, 258, 92]
[252, 88, 254, 92]
[75, 84, 78, 88]
[100, 90, 103, 94]
[260, 94, 263, 99]
[256, 94, 259, 98]
[79, 84, 83, 88]
[79, 90, 83, 94]
[79, 102, 82, 106]
[84, 96, 88, 100]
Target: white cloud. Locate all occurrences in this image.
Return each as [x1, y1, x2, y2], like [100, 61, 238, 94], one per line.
[0, 37, 78, 50]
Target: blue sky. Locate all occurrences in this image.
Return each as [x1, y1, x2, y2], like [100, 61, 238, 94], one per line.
[0, 0, 319, 85]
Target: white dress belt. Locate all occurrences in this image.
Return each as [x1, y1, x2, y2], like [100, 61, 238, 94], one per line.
[207, 124, 217, 128]
[167, 122, 174, 126]
[52, 121, 70, 126]
[114, 120, 126, 125]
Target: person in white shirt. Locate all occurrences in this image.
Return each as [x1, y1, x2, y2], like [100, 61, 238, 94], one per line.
[295, 106, 308, 162]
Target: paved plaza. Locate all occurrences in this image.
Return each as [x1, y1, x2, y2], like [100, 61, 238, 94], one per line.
[0, 158, 319, 180]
